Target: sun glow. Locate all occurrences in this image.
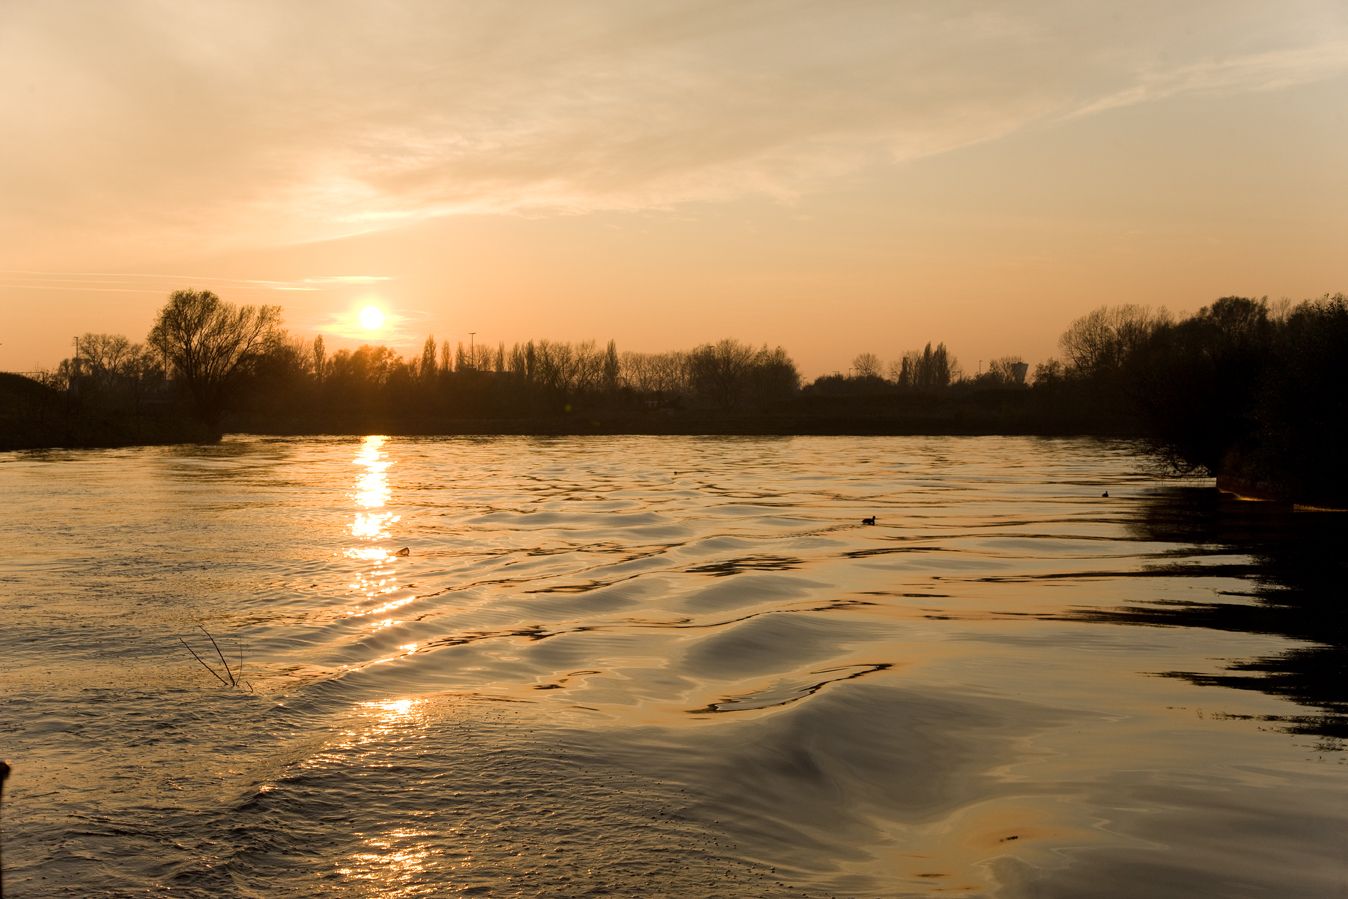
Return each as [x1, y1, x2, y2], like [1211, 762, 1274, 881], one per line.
[358, 305, 385, 331]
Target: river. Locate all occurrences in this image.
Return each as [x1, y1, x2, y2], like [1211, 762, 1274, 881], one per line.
[2, 435, 1344, 897]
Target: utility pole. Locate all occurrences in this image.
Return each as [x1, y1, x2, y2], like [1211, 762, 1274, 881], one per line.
[469, 332, 476, 369]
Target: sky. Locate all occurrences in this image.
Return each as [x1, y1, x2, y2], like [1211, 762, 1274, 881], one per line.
[2, 0, 1346, 378]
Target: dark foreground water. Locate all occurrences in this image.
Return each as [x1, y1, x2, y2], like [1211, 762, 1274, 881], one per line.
[2, 435, 1344, 897]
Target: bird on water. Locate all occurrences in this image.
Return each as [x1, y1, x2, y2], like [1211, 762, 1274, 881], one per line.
[862, 516, 876, 525]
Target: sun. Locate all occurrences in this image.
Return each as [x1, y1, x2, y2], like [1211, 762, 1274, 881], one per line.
[358, 305, 385, 331]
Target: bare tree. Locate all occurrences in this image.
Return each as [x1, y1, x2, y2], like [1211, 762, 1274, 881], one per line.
[985, 356, 1028, 386]
[571, 340, 602, 392]
[1032, 359, 1065, 387]
[651, 352, 689, 394]
[56, 332, 162, 409]
[852, 352, 883, 379]
[75, 333, 135, 377]
[687, 340, 798, 408]
[533, 340, 569, 391]
[688, 339, 756, 407]
[1059, 305, 1170, 379]
[620, 351, 650, 391]
[621, 350, 689, 394]
[148, 289, 283, 428]
[751, 345, 800, 401]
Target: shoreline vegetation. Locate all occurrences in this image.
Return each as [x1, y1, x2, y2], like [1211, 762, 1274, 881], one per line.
[3, 290, 1345, 506]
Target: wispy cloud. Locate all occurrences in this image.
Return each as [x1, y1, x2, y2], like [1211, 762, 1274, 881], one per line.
[3, 1, 1346, 262]
[0, 271, 392, 294]
[1064, 40, 1348, 120]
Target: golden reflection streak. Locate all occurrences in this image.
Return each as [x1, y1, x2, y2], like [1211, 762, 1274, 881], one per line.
[346, 546, 396, 562]
[339, 434, 431, 899]
[368, 642, 421, 666]
[368, 641, 421, 667]
[373, 698, 416, 717]
[329, 699, 435, 889]
[351, 436, 399, 543]
[367, 595, 415, 616]
[352, 435, 393, 510]
[322, 698, 426, 756]
[351, 511, 396, 539]
[347, 435, 416, 627]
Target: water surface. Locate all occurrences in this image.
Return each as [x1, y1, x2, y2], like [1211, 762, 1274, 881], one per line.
[2, 436, 1344, 897]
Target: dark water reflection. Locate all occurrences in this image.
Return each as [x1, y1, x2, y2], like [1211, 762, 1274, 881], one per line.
[1072, 486, 1348, 740]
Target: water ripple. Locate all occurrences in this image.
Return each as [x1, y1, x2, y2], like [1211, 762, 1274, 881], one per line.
[4, 435, 1345, 897]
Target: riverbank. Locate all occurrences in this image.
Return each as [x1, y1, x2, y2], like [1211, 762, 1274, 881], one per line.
[0, 372, 212, 451]
[2, 370, 1127, 449]
[228, 387, 1134, 439]
[8, 371, 1336, 509]
[1215, 447, 1348, 510]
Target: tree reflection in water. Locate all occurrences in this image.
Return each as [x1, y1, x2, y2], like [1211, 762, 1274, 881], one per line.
[1069, 486, 1347, 743]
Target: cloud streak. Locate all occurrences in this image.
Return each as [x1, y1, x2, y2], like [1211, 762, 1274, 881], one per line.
[3, 1, 1347, 263]
[0, 271, 392, 294]
[1064, 40, 1348, 120]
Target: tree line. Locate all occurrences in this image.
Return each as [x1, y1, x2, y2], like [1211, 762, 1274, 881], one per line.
[41, 290, 1026, 431]
[40, 289, 805, 429]
[1046, 295, 1348, 504]
[22, 287, 1347, 504]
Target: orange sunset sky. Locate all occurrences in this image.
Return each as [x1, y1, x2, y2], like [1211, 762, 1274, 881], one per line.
[2, 1, 1345, 377]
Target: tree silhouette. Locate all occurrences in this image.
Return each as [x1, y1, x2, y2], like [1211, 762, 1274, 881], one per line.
[1059, 304, 1170, 380]
[148, 289, 282, 429]
[896, 342, 956, 389]
[418, 336, 437, 381]
[852, 352, 882, 378]
[974, 356, 1028, 387]
[310, 334, 327, 383]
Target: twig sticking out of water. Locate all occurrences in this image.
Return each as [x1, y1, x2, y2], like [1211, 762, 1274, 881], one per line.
[179, 627, 253, 692]
[200, 625, 234, 686]
[178, 636, 229, 686]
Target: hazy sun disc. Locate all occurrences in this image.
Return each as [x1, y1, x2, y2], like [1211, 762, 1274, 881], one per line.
[358, 305, 385, 331]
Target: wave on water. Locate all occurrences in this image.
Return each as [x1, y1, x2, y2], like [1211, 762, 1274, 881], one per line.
[3, 435, 1346, 897]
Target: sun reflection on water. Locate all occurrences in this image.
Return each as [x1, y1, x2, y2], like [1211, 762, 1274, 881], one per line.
[346, 546, 397, 562]
[373, 698, 417, 718]
[353, 436, 393, 508]
[351, 435, 399, 540]
[351, 512, 395, 539]
[325, 698, 427, 755]
[368, 641, 421, 667]
[319, 698, 434, 891]
[367, 595, 415, 616]
[346, 436, 416, 625]
[340, 825, 436, 894]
